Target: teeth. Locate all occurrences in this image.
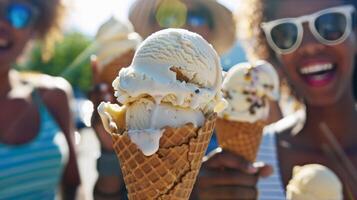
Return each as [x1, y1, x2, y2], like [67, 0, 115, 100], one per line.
[300, 63, 333, 75]
[0, 38, 8, 47]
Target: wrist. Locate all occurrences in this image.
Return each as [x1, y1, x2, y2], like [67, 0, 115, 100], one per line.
[93, 185, 124, 200]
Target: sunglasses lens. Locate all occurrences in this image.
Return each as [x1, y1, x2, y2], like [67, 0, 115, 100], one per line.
[315, 12, 347, 41]
[271, 22, 298, 50]
[187, 14, 207, 27]
[7, 3, 33, 29]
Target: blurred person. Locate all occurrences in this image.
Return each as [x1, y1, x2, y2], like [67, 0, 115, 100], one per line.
[194, 0, 357, 199]
[0, 0, 82, 199]
[88, 17, 142, 200]
[129, 0, 236, 56]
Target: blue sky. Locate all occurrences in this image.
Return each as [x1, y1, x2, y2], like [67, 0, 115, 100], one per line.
[65, 0, 238, 36]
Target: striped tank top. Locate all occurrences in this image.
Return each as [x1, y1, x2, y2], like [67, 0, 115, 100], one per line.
[257, 129, 285, 200]
[257, 111, 305, 200]
[0, 91, 69, 199]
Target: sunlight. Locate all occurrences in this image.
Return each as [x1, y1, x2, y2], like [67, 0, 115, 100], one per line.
[65, 0, 237, 36]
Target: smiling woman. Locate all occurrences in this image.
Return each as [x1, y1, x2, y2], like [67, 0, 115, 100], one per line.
[0, 0, 82, 199]
[0, 0, 63, 66]
[194, 0, 357, 199]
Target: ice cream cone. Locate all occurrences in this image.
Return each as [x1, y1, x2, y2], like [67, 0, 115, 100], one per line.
[215, 118, 266, 162]
[111, 113, 216, 200]
[100, 52, 132, 82]
[97, 29, 225, 199]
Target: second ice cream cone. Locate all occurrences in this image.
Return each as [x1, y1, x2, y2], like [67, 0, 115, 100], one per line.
[216, 61, 279, 162]
[215, 118, 265, 162]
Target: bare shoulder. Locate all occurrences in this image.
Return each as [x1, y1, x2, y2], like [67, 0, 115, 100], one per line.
[18, 72, 74, 121]
[19, 72, 73, 101]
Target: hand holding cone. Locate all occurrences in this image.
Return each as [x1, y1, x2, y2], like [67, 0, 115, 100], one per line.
[216, 61, 279, 162]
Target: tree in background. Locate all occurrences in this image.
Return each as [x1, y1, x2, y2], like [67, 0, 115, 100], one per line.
[18, 32, 93, 93]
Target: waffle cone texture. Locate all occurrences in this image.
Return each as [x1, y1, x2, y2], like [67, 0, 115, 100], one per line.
[215, 118, 266, 162]
[111, 113, 217, 200]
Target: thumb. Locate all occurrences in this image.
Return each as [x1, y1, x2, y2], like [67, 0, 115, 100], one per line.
[204, 148, 258, 174]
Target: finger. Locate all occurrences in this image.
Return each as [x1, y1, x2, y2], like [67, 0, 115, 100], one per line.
[94, 124, 114, 150]
[254, 162, 274, 178]
[204, 150, 258, 174]
[198, 186, 257, 200]
[91, 54, 100, 84]
[198, 168, 258, 187]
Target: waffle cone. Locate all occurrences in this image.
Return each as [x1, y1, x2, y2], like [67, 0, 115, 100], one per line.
[111, 113, 217, 200]
[215, 118, 266, 162]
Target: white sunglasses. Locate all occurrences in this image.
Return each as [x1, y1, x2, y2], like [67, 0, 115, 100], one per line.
[261, 5, 355, 54]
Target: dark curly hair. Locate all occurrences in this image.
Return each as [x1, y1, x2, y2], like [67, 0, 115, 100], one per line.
[29, 0, 65, 60]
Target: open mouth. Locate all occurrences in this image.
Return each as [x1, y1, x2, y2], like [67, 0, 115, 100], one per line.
[299, 63, 337, 87]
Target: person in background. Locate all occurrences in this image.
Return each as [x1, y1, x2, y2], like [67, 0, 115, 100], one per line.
[194, 0, 357, 199]
[129, 0, 236, 56]
[0, 0, 82, 199]
[88, 17, 142, 200]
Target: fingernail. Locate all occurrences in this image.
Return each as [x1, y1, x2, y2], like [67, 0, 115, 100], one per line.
[247, 164, 258, 174]
[253, 162, 264, 168]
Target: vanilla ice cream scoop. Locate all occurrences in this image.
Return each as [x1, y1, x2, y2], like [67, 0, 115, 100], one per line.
[95, 17, 142, 69]
[287, 164, 343, 200]
[126, 98, 205, 130]
[219, 60, 279, 123]
[99, 29, 223, 156]
[127, 98, 205, 156]
[113, 28, 224, 113]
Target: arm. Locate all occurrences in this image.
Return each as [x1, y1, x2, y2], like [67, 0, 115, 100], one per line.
[40, 78, 81, 200]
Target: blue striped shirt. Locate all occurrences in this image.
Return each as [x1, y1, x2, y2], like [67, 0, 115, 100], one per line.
[257, 111, 305, 200]
[0, 95, 69, 200]
[257, 129, 286, 200]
